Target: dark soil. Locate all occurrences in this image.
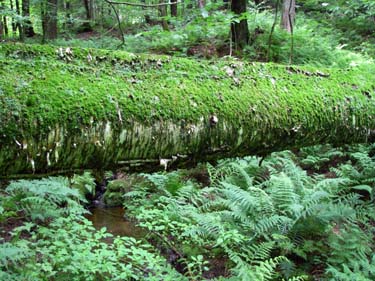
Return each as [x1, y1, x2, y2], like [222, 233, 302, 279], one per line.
[0, 212, 28, 242]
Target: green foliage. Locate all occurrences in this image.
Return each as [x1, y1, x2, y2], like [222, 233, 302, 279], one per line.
[5, 177, 86, 221]
[71, 171, 96, 198]
[124, 145, 375, 280]
[303, 0, 375, 57]
[0, 177, 184, 280]
[244, 10, 372, 66]
[1, 217, 183, 280]
[2, 145, 375, 280]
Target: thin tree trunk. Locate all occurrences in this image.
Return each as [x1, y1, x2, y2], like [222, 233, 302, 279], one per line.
[15, 0, 23, 40]
[198, 0, 205, 9]
[3, 16, 8, 36]
[42, 0, 58, 40]
[22, 0, 35, 37]
[281, 0, 295, 33]
[65, 0, 72, 27]
[231, 0, 250, 50]
[1, 44, 375, 176]
[83, 0, 93, 31]
[158, 0, 169, 31]
[10, 0, 16, 34]
[170, 0, 178, 17]
[0, 0, 3, 38]
[90, 0, 95, 20]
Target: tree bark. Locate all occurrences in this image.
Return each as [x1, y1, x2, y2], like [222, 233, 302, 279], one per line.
[15, 0, 23, 40]
[22, 0, 35, 37]
[231, 0, 250, 50]
[42, 0, 58, 41]
[158, 0, 169, 31]
[9, 0, 16, 34]
[170, 0, 178, 17]
[1, 44, 375, 176]
[3, 15, 8, 36]
[281, 0, 295, 33]
[0, 0, 3, 38]
[82, 0, 93, 31]
[1, 0, 8, 37]
[0, 1, 2, 39]
[62, 0, 72, 30]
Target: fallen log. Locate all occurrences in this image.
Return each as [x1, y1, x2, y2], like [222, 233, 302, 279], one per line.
[1, 43, 375, 176]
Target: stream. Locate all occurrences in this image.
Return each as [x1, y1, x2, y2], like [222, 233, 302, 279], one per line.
[85, 206, 144, 239]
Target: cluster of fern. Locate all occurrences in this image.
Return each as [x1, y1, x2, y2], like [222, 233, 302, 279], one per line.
[1, 144, 375, 280]
[0, 175, 184, 280]
[124, 144, 375, 280]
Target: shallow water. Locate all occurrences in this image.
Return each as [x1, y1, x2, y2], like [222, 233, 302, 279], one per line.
[86, 207, 144, 239]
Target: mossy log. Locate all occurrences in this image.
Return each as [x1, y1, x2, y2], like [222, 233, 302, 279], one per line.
[1, 43, 375, 176]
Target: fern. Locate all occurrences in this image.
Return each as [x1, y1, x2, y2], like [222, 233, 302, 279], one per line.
[0, 243, 30, 269]
[5, 177, 86, 221]
[71, 171, 96, 198]
[118, 145, 375, 280]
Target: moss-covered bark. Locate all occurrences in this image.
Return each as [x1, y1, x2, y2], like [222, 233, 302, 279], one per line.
[1, 43, 375, 176]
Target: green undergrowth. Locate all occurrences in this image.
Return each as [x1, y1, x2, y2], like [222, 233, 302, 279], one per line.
[0, 175, 185, 280]
[1, 43, 375, 145]
[38, 7, 374, 66]
[1, 144, 375, 279]
[123, 144, 375, 280]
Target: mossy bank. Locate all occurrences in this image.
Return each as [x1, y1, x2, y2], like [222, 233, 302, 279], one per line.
[1, 43, 375, 176]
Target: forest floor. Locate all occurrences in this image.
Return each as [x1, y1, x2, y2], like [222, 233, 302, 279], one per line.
[2, 144, 375, 280]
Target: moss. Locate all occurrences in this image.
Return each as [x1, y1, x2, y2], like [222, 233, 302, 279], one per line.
[1, 43, 375, 175]
[103, 191, 124, 207]
[107, 179, 135, 192]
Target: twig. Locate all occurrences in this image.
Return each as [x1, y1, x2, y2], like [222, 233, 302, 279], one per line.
[105, 0, 182, 8]
[288, 0, 294, 64]
[267, 0, 280, 62]
[105, 0, 126, 48]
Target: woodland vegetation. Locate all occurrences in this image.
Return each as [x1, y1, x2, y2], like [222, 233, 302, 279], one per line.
[1, 0, 375, 280]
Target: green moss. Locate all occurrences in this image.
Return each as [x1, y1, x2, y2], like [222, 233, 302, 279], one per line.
[107, 178, 137, 193]
[1, 43, 375, 175]
[103, 191, 124, 207]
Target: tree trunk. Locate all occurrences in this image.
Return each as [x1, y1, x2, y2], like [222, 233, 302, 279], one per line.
[22, 0, 35, 37]
[1, 44, 375, 176]
[9, 0, 16, 34]
[82, 0, 93, 31]
[171, 0, 178, 17]
[158, 0, 169, 31]
[3, 16, 8, 36]
[62, 0, 71, 30]
[15, 0, 24, 40]
[1, 0, 7, 36]
[0, 0, 3, 38]
[0, 0, 2, 37]
[281, 0, 295, 33]
[231, 0, 250, 49]
[42, 0, 58, 41]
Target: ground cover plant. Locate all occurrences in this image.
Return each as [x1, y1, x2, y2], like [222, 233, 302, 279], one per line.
[122, 144, 375, 280]
[2, 144, 375, 280]
[0, 176, 185, 280]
